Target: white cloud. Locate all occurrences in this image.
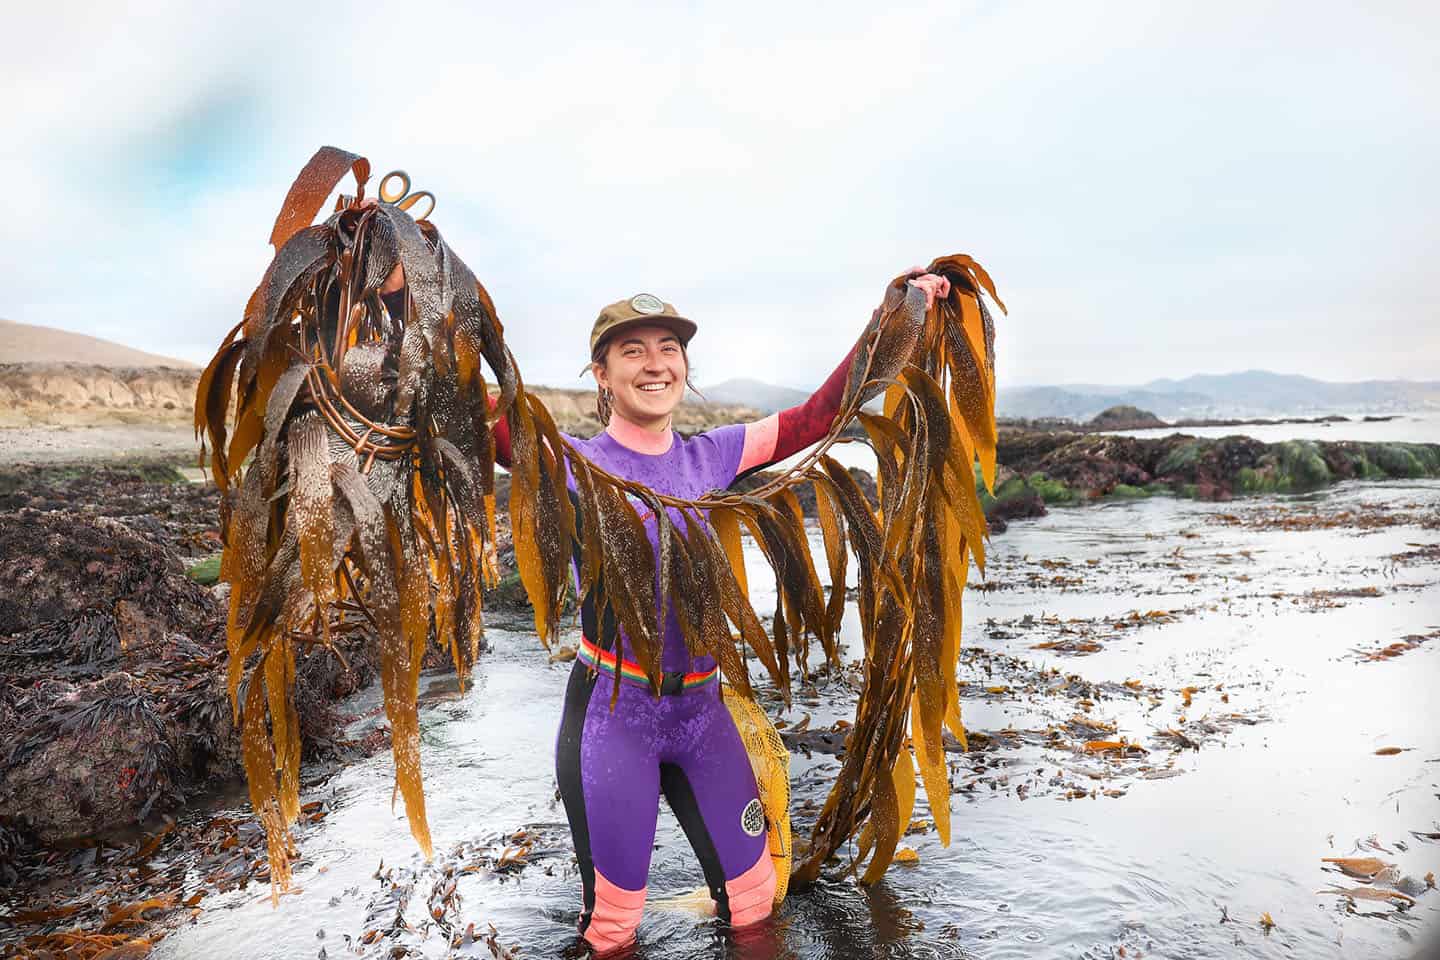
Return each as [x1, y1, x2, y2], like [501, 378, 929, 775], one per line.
[2, 0, 1437, 389]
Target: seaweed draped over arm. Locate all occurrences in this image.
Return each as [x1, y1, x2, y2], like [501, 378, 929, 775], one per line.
[196, 145, 1006, 901]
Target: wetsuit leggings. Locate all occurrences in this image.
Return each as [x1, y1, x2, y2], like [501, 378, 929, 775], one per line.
[555, 662, 776, 953]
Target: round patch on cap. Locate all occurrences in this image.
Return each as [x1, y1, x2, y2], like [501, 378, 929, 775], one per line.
[629, 293, 665, 315]
[741, 798, 766, 837]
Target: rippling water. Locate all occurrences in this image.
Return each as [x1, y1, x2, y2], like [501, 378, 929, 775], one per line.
[156, 480, 1440, 959]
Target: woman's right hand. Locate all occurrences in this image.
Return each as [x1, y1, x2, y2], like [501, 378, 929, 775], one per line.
[903, 266, 950, 309]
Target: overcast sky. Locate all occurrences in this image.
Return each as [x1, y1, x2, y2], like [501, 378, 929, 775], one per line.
[3, 1, 1436, 389]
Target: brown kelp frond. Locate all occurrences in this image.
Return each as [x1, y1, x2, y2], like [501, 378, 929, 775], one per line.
[200, 148, 1001, 899]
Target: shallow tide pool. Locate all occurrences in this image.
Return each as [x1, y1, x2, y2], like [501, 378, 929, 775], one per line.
[155, 481, 1440, 959]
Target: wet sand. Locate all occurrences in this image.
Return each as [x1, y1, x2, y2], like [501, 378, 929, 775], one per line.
[0, 424, 197, 466]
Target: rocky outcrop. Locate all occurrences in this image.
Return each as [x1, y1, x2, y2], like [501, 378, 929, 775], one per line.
[0, 475, 377, 848]
[1087, 405, 1166, 430]
[993, 429, 1440, 503]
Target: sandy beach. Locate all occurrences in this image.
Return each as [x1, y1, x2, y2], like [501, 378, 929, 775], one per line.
[0, 424, 198, 466]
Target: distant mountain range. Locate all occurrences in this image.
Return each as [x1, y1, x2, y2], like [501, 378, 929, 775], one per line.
[699, 378, 812, 413]
[6, 317, 1433, 424]
[998, 371, 1440, 420]
[704, 370, 1440, 420]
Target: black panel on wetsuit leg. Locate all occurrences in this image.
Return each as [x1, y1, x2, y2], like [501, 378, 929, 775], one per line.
[558, 486, 602, 933]
[659, 763, 732, 922]
[555, 663, 599, 932]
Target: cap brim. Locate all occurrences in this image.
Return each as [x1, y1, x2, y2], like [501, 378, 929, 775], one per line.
[596, 314, 697, 350]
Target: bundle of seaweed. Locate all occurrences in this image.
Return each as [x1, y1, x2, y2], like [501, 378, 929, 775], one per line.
[198, 146, 1003, 897]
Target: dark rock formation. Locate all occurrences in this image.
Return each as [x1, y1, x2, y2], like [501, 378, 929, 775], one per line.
[0, 475, 378, 850]
[993, 429, 1440, 502]
[1087, 405, 1166, 430]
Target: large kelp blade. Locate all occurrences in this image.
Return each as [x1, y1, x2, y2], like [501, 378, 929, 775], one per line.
[269, 146, 370, 250]
[708, 506, 750, 594]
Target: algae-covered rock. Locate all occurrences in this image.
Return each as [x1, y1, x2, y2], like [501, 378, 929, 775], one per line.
[1274, 439, 1332, 490]
[0, 500, 378, 846]
[0, 673, 180, 843]
[995, 427, 1440, 502]
[1088, 405, 1166, 430]
[0, 509, 217, 638]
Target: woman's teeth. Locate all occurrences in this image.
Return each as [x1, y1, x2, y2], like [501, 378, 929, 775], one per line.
[638, 383, 669, 392]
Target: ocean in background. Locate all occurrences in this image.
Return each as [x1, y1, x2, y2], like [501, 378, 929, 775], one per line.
[1098, 410, 1440, 445]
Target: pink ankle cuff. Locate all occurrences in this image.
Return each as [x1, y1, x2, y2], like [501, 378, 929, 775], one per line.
[585, 871, 646, 952]
[725, 850, 776, 927]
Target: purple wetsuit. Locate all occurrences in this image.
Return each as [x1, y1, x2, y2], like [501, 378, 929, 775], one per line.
[554, 423, 775, 952]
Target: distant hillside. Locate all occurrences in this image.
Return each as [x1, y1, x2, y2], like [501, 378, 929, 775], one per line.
[700, 378, 811, 414]
[0, 364, 200, 426]
[1000, 370, 1440, 420]
[0, 367, 761, 433]
[0, 318, 196, 368]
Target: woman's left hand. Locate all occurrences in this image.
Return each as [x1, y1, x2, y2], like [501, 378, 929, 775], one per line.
[904, 266, 950, 309]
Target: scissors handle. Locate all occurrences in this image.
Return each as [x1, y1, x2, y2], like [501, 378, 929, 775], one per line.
[396, 190, 435, 221]
[377, 170, 436, 221]
[378, 170, 412, 204]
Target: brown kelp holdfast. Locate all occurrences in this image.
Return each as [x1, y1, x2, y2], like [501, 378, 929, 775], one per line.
[196, 144, 1006, 904]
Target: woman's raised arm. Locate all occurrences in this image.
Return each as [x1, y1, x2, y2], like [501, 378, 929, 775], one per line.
[734, 270, 949, 478]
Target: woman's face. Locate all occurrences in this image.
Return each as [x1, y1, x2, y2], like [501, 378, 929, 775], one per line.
[593, 324, 688, 428]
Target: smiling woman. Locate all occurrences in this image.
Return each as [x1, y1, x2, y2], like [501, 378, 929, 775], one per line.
[504, 278, 952, 952]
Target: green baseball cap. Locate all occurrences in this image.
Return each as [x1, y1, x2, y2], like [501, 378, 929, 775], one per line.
[587, 293, 697, 361]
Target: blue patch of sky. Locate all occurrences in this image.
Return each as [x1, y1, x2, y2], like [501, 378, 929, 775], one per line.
[117, 83, 273, 206]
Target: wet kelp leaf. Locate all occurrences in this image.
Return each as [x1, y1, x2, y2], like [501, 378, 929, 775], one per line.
[199, 146, 1003, 900]
[268, 146, 370, 250]
[1320, 856, 1393, 880]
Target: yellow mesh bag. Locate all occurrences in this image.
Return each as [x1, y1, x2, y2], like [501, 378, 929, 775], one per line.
[722, 684, 792, 905]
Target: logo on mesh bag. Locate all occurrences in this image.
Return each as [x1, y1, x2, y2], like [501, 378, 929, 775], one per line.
[741, 798, 765, 837]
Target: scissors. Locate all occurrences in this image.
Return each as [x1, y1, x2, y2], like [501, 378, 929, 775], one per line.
[377, 170, 436, 221]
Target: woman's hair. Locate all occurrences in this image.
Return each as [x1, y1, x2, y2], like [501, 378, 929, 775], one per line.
[590, 336, 703, 425]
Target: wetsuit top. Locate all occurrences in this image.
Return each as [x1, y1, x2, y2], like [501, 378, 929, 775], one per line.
[563, 422, 745, 673]
[492, 341, 856, 673]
